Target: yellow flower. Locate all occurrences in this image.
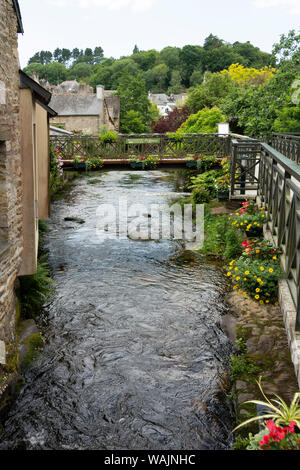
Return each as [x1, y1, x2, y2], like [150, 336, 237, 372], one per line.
[244, 271, 250, 275]
[243, 278, 247, 281]
[227, 272, 232, 277]
[236, 276, 241, 281]
[256, 288, 260, 293]
[234, 267, 238, 272]
[257, 278, 262, 283]
[256, 250, 260, 254]
[255, 295, 260, 300]
[243, 292, 247, 296]
[273, 256, 277, 260]
[238, 291, 242, 296]
[266, 300, 270, 304]
[275, 302, 279, 307]
[260, 267, 264, 271]
[245, 249, 250, 253]
[233, 285, 238, 290]
[259, 300, 264, 305]
[257, 224, 260, 227]
[269, 268, 274, 273]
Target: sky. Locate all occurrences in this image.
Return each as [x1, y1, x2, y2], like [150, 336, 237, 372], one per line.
[17, 0, 300, 67]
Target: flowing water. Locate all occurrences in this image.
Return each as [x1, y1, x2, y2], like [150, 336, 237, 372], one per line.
[0, 170, 234, 450]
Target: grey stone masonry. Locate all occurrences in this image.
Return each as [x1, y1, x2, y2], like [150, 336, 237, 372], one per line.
[0, 0, 23, 361]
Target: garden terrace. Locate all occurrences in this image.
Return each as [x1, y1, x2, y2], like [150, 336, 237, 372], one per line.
[271, 133, 300, 164]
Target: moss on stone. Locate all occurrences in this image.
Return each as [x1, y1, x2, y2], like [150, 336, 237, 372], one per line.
[20, 333, 43, 372]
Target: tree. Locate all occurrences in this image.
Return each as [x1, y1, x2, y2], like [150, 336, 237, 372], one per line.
[94, 46, 104, 64]
[187, 72, 234, 113]
[203, 34, 224, 50]
[117, 73, 152, 132]
[151, 106, 191, 133]
[133, 45, 139, 54]
[178, 107, 226, 133]
[220, 63, 276, 85]
[274, 103, 300, 132]
[53, 48, 63, 63]
[168, 70, 184, 94]
[44, 62, 67, 85]
[67, 63, 92, 81]
[179, 45, 204, 86]
[121, 110, 148, 133]
[203, 46, 246, 72]
[160, 46, 180, 69]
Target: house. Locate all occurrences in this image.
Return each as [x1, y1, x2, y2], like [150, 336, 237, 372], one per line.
[0, 0, 55, 364]
[49, 81, 120, 134]
[148, 92, 187, 117]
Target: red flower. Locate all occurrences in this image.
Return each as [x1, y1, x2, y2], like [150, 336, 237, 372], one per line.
[260, 434, 270, 447]
[242, 240, 248, 247]
[266, 420, 276, 432]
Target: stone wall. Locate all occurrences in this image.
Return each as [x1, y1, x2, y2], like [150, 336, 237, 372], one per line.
[0, 0, 23, 347]
[50, 115, 99, 135]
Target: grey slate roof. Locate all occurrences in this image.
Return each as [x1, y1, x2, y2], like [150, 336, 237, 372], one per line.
[49, 95, 102, 117]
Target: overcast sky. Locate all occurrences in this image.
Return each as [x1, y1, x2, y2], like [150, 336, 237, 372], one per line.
[18, 0, 300, 67]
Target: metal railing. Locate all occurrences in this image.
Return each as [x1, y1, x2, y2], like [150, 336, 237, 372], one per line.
[230, 138, 300, 331]
[271, 133, 300, 164]
[50, 133, 232, 160]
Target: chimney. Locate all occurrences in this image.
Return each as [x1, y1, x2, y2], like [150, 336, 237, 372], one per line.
[96, 84, 104, 100]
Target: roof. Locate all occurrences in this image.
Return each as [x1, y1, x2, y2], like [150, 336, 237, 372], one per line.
[49, 94, 102, 116]
[50, 126, 74, 135]
[19, 70, 57, 117]
[12, 0, 24, 33]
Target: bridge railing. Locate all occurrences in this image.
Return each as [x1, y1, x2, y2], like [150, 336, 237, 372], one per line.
[230, 138, 300, 331]
[50, 133, 232, 160]
[271, 132, 300, 164]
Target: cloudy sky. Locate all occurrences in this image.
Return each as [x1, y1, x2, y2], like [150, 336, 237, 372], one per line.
[18, 0, 299, 67]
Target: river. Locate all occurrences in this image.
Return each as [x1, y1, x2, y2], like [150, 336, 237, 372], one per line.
[0, 170, 234, 450]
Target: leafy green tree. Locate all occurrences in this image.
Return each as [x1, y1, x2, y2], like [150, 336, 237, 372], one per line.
[133, 45, 140, 54]
[168, 70, 184, 94]
[121, 110, 149, 133]
[222, 30, 300, 136]
[160, 46, 180, 69]
[190, 69, 203, 87]
[203, 34, 224, 50]
[44, 62, 67, 85]
[94, 46, 104, 64]
[203, 46, 246, 72]
[67, 63, 92, 81]
[131, 49, 158, 71]
[24, 62, 47, 78]
[179, 107, 226, 133]
[53, 48, 63, 63]
[117, 73, 152, 132]
[179, 45, 204, 87]
[274, 103, 300, 132]
[187, 72, 234, 113]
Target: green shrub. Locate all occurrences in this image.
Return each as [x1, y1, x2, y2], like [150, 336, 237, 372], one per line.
[99, 130, 118, 143]
[191, 187, 210, 204]
[224, 230, 243, 260]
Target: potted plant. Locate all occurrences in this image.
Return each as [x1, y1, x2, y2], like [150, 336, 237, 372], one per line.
[231, 201, 266, 237]
[215, 175, 230, 201]
[186, 156, 198, 168]
[130, 156, 145, 169]
[99, 130, 118, 144]
[73, 155, 86, 170]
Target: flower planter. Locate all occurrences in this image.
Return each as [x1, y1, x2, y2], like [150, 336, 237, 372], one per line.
[130, 161, 144, 170]
[217, 190, 229, 202]
[74, 161, 86, 170]
[186, 160, 198, 169]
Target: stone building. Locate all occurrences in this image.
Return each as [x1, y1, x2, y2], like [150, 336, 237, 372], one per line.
[49, 81, 120, 134]
[0, 1, 55, 365]
[148, 92, 187, 117]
